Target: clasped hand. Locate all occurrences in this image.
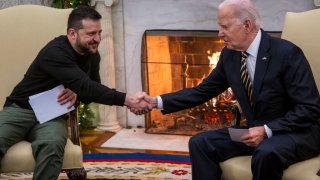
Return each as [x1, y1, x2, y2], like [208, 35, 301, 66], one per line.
[124, 92, 157, 115]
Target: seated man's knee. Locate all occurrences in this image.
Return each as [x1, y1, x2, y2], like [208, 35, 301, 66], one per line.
[252, 145, 281, 164]
[32, 138, 67, 157]
[189, 135, 199, 147]
[189, 133, 207, 150]
[0, 138, 9, 158]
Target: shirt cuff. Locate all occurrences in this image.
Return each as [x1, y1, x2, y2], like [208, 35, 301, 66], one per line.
[264, 124, 273, 138]
[156, 96, 163, 110]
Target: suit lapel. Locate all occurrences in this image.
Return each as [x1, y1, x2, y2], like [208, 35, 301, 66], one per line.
[252, 31, 271, 107]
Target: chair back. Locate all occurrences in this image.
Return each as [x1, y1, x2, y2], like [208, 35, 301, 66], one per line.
[0, 5, 72, 108]
[281, 9, 320, 90]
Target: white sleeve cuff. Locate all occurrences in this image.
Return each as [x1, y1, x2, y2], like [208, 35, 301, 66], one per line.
[156, 96, 164, 110]
[264, 124, 273, 138]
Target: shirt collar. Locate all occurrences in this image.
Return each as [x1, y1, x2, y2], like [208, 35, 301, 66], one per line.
[246, 30, 261, 58]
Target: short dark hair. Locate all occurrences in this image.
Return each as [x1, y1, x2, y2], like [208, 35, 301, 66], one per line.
[67, 5, 102, 30]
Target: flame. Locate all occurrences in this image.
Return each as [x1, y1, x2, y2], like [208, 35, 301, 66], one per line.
[207, 51, 221, 69]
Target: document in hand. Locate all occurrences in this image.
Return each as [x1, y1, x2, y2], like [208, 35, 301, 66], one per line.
[29, 85, 75, 124]
[228, 127, 249, 142]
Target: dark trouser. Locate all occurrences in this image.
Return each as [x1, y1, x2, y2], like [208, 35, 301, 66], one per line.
[188, 126, 320, 180]
[0, 105, 67, 180]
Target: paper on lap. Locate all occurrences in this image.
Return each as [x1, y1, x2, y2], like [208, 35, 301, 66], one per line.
[29, 84, 74, 124]
[228, 127, 249, 142]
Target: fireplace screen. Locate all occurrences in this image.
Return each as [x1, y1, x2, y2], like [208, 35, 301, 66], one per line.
[141, 30, 241, 136]
[141, 30, 281, 135]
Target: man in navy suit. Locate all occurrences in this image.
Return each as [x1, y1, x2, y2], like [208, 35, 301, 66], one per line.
[135, 0, 320, 179]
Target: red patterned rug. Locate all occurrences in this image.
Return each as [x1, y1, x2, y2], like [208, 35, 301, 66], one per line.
[0, 153, 191, 180]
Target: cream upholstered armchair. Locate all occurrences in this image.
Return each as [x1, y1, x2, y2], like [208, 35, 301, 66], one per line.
[0, 5, 86, 179]
[219, 8, 320, 180]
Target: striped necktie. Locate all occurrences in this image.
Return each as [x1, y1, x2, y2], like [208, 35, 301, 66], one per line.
[240, 51, 253, 103]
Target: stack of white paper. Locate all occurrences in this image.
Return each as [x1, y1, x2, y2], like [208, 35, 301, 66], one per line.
[228, 128, 249, 142]
[29, 85, 74, 124]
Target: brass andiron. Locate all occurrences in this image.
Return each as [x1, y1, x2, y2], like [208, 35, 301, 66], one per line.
[181, 55, 189, 89]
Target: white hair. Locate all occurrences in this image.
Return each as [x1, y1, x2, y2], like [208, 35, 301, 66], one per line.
[218, 0, 262, 30]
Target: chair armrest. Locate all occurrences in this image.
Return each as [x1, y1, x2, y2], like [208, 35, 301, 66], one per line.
[67, 108, 81, 145]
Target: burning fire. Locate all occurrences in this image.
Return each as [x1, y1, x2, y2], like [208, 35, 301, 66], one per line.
[207, 50, 221, 69]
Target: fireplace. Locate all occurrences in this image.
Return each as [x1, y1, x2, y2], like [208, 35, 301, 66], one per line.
[141, 30, 280, 136]
[141, 30, 237, 135]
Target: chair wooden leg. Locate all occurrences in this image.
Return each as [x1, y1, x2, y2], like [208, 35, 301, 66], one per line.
[65, 167, 87, 180]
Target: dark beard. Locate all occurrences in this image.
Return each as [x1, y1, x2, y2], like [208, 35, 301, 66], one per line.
[76, 36, 94, 54]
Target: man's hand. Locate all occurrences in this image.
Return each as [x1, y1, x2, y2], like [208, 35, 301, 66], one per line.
[124, 92, 153, 115]
[57, 88, 77, 109]
[143, 94, 158, 109]
[240, 126, 266, 147]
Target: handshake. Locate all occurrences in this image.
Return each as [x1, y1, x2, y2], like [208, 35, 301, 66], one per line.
[124, 92, 157, 115]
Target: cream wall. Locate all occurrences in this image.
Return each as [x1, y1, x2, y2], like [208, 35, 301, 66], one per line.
[0, 0, 317, 128]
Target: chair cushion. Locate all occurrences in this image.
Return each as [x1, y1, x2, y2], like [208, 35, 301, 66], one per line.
[0, 139, 83, 172]
[220, 155, 320, 180]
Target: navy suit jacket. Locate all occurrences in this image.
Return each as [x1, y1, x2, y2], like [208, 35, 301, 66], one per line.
[161, 30, 320, 150]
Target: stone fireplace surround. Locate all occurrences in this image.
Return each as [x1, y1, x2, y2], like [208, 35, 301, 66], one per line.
[0, 0, 316, 131]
